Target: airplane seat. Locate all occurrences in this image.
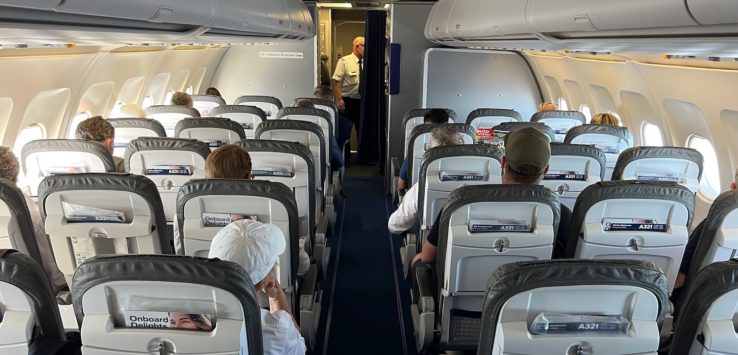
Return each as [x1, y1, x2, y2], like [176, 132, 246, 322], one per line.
[293, 98, 339, 133]
[71, 254, 263, 355]
[144, 105, 200, 137]
[275, 107, 334, 192]
[465, 108, 522, 131]
[476, 259, 668, 355]
[234, 95, 283, 119]
[0, 179, 44, 264]
[669, 259, 738, 355]
[566, 180, 695, 292]
[173, 117, 246, 150]
[236, 139, 328, 274]
[37, 173, 170, 286]
[0, 249, 66, 355]
[412, 184, 560, 353]
[401, 108, 457, 158]
[544, 143, 607, 210]
[683, 190, 738, 290]
[191, 94, 226, 116]
[21, 139, 117, 196]
[125, 137, 210, 222]
[176, 179, 321, 347]
[564, 124, 634, 181]
[403, 145, 504, 276]
[530, 110, 586, 142]
[210, 105, 267, 139]
[492, 121, 556, 142]
[612, 146, 703, 193]
[108, 118, 167, 157]
[406, 123, 476, 188]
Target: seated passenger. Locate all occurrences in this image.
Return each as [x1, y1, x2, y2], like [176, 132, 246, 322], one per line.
[538, 102, 559, 112]
[171, 92, 194, 108]
[314, 85, 352, 162]
[208, 219, 306, 355]
[397, 109, 450, 191]
[114, 103, 146, 118]
[205, 87, 222, 97]
[411, 127, 572, 266]
[590, 112, 620, 126]
[75, 116, 126, 172]
[388, 126, 464, 234]
[173, 144, 253, 255]
[294, 99, 344, 169]
[0, 147, 67, 295]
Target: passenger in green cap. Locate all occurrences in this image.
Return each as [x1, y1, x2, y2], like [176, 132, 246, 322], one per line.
[412, 127, 572, 267]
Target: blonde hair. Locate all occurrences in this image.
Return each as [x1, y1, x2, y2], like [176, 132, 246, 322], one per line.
[171, 92, 193, 108]
[76, 116, 114, 142]
[538, 102, 559, 112]
[591, 112, 620, 126]
[205, 145, 252, 179]
[0, 146, 19, 182]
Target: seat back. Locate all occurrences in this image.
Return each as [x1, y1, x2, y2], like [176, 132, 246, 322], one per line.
[234, 95, 283, 119]
[256, 120, 327, 189]
[276, 107, 334, 173]
[0, 249, 66, 354]
[145, 105, 200, 136]
[210, 105, 266, 139]
[685, 190, 738, 283]
[670, 259, 738, 355]
[38, 173, 170, 286]
[544, 143, 607, 210]
[176, 179, 299, 291]
[565, 124, 633, 180]
[237, 140, 316, 242]
[566, 181, 694, 291]
[434, 185, 560, 349]
[191, 95, 226, 116]
[530, 110, 586, 142]
[108, 118, 167, 157]
[294, 98, 339, 134]
[492, 121, 556, 142]
[0, 180, 43, 264]
[401, 108, 457, 156]
[125, 137, 210, 222]
[72, 254, 262, 355]
[417, 145, 503, 234]
[466, 108, 521, 131]
[21, 139, 116, 196]
[174, 117, 246, 149]
[612, 146, 703, 193]
[478, 259, 668, 355]
[407, 123, 476, 187]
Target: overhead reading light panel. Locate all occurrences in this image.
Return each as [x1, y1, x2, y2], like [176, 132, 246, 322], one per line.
[317, 3, 352, 9]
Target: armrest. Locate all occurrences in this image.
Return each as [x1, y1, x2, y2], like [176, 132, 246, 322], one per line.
[299, 264, 319, 310]
[412, 261, 436, 314]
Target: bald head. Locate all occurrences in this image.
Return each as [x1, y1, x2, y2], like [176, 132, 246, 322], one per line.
[352, 36, 365, 59]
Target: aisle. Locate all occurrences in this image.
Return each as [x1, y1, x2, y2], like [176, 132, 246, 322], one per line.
[316, 174, 416, 355]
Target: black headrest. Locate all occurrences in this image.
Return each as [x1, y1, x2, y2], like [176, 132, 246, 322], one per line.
[530, 110, 586, 124]
[465, 108, 522, 124]
[402, 108, 457, 127]
[564, 124, 633, 146]
[0, 178, 43, 263]
[685, 190, 738, 284]
[611, 146, 704, 181]
[21, 139, 116, 173]
[124, 137, 210, 171]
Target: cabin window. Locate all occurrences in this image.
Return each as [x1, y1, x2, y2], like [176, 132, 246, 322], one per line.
[66, 111, 92, 139]
[13, 124, 45, 156]
[164, 90, 174, 105]
[115, 77, 145, 111]
[144, 72, 171, 106]
[142, 96, 154, 109]
[641, 122, 664, 146]
[688, 135, 720, 197]
[185, 86, 193, 95]
[557, 97, 569, 111]
[579, 105, 592, 123]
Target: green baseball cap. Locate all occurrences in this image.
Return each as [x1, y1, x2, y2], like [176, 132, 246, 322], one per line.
[504, 127, 551, 176]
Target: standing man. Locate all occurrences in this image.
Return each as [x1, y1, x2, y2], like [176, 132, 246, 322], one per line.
[333, 36, 365, 160]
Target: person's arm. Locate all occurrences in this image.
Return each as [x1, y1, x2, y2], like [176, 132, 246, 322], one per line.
[388, 185, 419, 234]
[412, 240, 438, 266]
[265, 280, 299, 329]
[333, 79, 345, 112]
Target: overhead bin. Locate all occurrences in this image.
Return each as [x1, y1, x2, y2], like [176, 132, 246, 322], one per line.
[0, 0, 60, 10]
[447, 0, 531, 39]
[424, 0, 455, 41]
[56, 0, 213, 26]
[687, 0, 738, 25]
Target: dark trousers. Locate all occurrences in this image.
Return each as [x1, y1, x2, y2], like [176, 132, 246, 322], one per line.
[342, 97, 361, 151]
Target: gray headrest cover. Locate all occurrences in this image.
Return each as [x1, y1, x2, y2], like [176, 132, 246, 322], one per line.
[256, 120, 327, 184]
[611, 146, 704, 181]
[108, 118, 167, 137]
[530, 110, 586, 124]
[276, 107, 334, 140]
[466, 108, 522, 124]
[564, 124, 633, 146]
[71, 254, 262, 355]
[234, 96, 283, 109]
[124, 137, 211, 171]
[0, 249, 66, 340]
[210, 105, 267, 121]
[174, 118, 246, 140]
[407, 123, 476, 182]
[176, 179, 299, 279]
[492, 122, 556, 142]
[37, 173, 170, 253]
[0, 179, 42, 263]
[566, 180, 695, 258]
[145, 105, 201, 118]
[21, 139, 116, 173]
[191, 95, 226, 105]
[402, 108, 458, 127]
[293, 98, 339, 115]
[550, 143, 608, 181]
[477, 259, 668, 355]
[686, 190, 738, 282]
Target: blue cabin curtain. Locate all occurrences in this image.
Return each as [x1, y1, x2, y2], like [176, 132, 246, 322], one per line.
[358, 10, 387, 165]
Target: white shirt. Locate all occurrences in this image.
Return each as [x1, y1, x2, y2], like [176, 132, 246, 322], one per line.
[388, 184, 419, 234]
[261, 309, 306, 355]
[332, 53, 362, 99]
[24, 193, 67, 294]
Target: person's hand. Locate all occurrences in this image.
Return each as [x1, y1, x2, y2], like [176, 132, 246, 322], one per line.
[336, 98, 346, 112]
[263, 278, 282, 299]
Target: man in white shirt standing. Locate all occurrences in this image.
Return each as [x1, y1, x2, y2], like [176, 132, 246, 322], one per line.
[332, 36, 365, 160]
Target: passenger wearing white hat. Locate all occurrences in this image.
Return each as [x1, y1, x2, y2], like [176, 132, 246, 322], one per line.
[209, 219, 306, 355]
